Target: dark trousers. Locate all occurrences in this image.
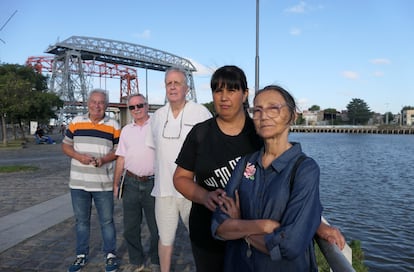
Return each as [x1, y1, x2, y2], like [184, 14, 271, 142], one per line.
[191, 241, 225, 272]
[122, 176, 159, 265]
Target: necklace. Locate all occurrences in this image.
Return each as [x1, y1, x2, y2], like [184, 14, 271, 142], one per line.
[162, 104, 185, 139]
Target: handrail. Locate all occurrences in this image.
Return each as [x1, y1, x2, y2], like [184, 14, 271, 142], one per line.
[318, 217, 355, 272]
[316, 236, 355, 272]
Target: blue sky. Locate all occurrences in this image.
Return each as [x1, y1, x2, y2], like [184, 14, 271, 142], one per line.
[1, 0, 413, 114]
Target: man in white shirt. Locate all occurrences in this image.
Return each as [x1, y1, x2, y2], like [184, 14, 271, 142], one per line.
[146, 67, 212, 272]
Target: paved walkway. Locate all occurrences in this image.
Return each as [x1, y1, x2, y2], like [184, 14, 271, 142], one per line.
[0, 140, 195, 271]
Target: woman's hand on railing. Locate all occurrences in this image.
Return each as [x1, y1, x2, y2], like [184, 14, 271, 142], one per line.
[317, 223, 346, 250]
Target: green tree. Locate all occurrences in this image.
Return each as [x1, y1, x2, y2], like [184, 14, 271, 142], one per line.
[203, 101, 216, 115]
[324, 108, 337, 114]
[383, 112, 394, 124]
[402, 106, 414, 111]
[323, 108, 338, 125]
[0, 64, 63, 144]
[309, 105, 320, 111]
[295, 113, 305, 125]
[346, 98, 372, 125]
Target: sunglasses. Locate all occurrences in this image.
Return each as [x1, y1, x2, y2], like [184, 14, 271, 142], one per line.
[128, 103, 147, 110]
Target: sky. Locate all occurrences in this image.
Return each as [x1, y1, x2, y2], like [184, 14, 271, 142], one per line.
[1, 0, 413, 114]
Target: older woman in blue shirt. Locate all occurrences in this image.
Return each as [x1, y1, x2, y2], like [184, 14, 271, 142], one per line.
[212, 85, 322, 271]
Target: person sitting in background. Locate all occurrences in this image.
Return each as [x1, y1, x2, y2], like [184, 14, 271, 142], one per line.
[35, 126, 54, 144]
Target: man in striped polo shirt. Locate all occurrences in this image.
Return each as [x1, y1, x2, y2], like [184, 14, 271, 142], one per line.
[62, 89, 121, 272]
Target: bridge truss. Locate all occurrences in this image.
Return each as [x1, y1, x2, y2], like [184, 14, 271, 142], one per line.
[27, 36, 197, 123]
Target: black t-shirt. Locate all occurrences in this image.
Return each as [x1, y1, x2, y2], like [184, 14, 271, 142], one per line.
[176, 115, 263, 250]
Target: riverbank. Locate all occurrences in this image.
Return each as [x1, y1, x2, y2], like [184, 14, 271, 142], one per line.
[290, 125, 414, 134]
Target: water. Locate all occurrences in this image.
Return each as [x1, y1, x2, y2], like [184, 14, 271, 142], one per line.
[289, 133, 414, 271]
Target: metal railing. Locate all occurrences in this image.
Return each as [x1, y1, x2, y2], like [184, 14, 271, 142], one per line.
[318, 217, 356, 272]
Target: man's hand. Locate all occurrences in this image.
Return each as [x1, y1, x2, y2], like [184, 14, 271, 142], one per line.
[78, 154, 95, 165]
[113, 184, 119, 198]
[91, 157, 103, 167]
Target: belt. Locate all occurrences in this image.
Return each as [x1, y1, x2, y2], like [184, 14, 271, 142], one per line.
[126, 170, 154, 182]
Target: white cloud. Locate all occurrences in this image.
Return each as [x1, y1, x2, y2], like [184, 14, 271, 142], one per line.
[370, 58, 391, 65]
[297, 97, 309, 112]
[342, 71, 359, 80]
[290, 27, 302, 36]
[132, 29, 151, 40]
[189, 59, 215, 76]
[373, 71, 384, 77]
[285, 1, 307, 13]
[284, 2, 323, 14]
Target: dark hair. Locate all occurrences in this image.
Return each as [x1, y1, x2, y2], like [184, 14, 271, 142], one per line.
[210, 65, 249, 110]
[254, 85, 297, 124]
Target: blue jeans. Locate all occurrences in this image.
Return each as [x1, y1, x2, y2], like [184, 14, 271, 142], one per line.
[122, 176, 159, 265]
[70, 189, 116, 256]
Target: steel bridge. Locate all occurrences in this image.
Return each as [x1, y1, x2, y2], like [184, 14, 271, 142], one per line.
[27, 36, 197, 123]
[26, 55, 140, 104]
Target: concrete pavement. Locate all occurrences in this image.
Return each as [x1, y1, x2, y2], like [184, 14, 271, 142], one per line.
[0, 141, 195, 272]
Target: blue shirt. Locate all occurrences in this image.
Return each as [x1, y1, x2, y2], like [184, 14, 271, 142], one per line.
[211, 142, 322, 272]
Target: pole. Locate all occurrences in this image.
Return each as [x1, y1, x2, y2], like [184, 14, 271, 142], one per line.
[385, 103, 389, 125]
[145, 68, 148, 100]
[255, 0, 260, 93]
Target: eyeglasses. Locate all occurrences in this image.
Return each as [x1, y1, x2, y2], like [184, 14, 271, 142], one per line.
[128, 103, 147, 110]
[162, 106, 184, 139]
[252, 104, 287, 120]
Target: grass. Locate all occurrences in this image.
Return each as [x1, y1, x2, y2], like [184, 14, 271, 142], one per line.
[0, 142, 25, 149]
[0, 138, 38, 172]
[316, 239, 368, 272]
[0, 165, 38, 173]
[350, 240, 368, 272]
[0, 139, 38, 172]
[0, 138, 30, 149]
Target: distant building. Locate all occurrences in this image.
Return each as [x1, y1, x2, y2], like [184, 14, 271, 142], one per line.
[402, 109, 414, 126]
[369, 112, 383, 125]
[339, 110, 349, 122]
[392, 113, 401, 125]
[302, 110, 323, 125]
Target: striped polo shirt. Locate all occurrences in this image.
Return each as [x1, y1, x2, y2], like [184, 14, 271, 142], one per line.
[63, 114, 121, 191]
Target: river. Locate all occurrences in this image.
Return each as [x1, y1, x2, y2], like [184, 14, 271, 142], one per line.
[289, 133, 414, 271]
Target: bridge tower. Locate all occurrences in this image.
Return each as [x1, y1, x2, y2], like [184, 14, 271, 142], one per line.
[45, 36, 197, 104]
[27, 36, 197, 124]
[26, 54, 139, 123]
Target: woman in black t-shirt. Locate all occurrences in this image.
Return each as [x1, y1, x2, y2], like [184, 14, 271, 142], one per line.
[174, 65, 259, 272]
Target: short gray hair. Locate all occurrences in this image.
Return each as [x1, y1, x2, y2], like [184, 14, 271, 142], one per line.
[127, 93, 147, 104]
[165, 66, 189, 87]
[88, 89, 109, 105]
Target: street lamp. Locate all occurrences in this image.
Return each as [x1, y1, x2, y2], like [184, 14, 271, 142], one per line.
[385, 103, 389, 125]
[255, 0, 260, 93]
